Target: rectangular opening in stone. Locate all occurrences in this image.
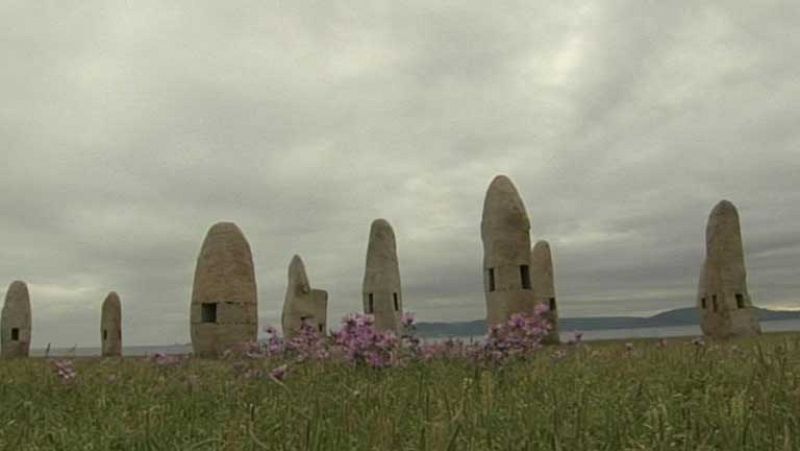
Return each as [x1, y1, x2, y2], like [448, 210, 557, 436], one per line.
[393, 292, 399, 311]
[11, 328, 19, 341]
[701, 297, 706, 309]
[488, 268, 496, 292]
[712, 295, 718, 312]
[318, 324, 323, 333]
[736, 293, 745, 309]
[368, 293, 374, 313]
[520, 265, 531, 289]
[549, 297, 556, 311]
[103, 329, 108, 341]
[201, 303, 217, 323]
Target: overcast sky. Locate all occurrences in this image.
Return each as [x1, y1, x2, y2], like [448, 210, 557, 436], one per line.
[1, 1, 798, 347]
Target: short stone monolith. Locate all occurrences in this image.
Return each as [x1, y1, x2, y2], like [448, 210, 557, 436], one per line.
[531, 240, 560, 344]
[697, 200, 761, 339]
[101, 291, 122, 357]
[363, 219, 403, 333]
[190, 222, 258, 357]
[1, 280, 32, 358]
[281, 255, 328, 339]
[481, 175, 535, 327]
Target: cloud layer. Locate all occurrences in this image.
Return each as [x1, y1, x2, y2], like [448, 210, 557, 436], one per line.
[1, 1, 798, 346]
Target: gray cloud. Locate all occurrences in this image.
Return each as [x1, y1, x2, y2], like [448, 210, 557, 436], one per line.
[1, 0, 798, 347]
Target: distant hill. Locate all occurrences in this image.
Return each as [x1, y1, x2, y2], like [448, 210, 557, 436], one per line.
[413, 307, 800, 338]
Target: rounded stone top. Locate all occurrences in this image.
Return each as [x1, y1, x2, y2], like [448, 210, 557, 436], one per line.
[3, 280, 30, 316]
[481, 174, 530, 236]
[103, 291, 121, 308]
[207, 221, 243, 235]
[370, 218, 395, 236]
[533, 240, 551, 253]
[368, 219, 398, 252]
[711, 200, 738, 216]
[5, 280, 29, 300]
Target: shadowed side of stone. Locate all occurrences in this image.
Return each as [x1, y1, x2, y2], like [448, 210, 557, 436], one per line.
[190, 222, 258, 357]
[1, 280, 32, 358]
[481, 175, 535, 328]
[363, 219, 403, 333]
[101, 291, 122, 357]
[532, 240, 560, 344]
[697, 200, 761, 339]
[281, 255, 328, 339]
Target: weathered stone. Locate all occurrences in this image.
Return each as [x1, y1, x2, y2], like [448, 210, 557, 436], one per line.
[363, 219, 403, 333]
[190, 222, 258, 357]
[481, 175, 535, 327]
[1, 280, 32, 358]
[531, 240, 560, 344]
[697, 200, 761, 339]
[101, 291, 122, 357]
[281, 255, 328, 339]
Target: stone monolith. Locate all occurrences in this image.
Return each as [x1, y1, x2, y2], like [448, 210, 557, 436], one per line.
[531, 240, 560, 344]
[1, 280, 32, 358]
[363, 219, 403, 333]
[281, 255, 328, 339]
[697, 200, 761, 339]
[481, 175, 535, 327]
[190, 222, 258, 357]
[101, 291, 122, 357]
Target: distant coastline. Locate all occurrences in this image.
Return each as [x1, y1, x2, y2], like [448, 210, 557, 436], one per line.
[29, 307, 800, 357]
[412, 307, 800, 338]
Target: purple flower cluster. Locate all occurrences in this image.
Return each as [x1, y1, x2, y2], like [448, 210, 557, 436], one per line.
[330, 314, 402, 368]
[481, 304, 552, 364]
[51, 359, 77, 383]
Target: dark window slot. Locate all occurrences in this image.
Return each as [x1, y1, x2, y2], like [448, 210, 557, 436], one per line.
[368, 293, 374, 313]
[393, 293, 399, 311]
[520, 265, 531, 289]
[736, 293, 745, 309]
[549, 297, 556, 311]
[488, 268, 496, 292]
[201, 303, 217, 323]
[11, 328, 19, 341]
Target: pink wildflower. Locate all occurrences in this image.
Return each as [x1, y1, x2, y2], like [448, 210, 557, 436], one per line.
[269, 364, 288, 382]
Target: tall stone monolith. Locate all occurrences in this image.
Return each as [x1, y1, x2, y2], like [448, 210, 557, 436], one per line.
[531, 240, 560, 344]
[697, 200, 761, 339]
[190, 222, 258, 357]
[481, 175, 535, 327]
[363, 219, 403, 333]
[1, 281, 32, 358]
[101, 291, 122, 357]
[281, 255, 328, 339]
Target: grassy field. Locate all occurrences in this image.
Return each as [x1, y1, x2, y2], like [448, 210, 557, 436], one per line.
[1, 334, 799, 450]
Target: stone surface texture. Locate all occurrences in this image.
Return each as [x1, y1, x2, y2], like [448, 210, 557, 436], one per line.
[531, 240, 560, 344]
[363, 219, 403, 333]
[481, 175, 535, 327]
[101, 291, 122, 357]
[1, 280, 32, 358]
[190, 222, 258, 357]
[697, 200, 761, 339]
[281, 255, 328, 339]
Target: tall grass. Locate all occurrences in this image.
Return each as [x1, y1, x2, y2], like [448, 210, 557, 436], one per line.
[1, 335, 799, 450]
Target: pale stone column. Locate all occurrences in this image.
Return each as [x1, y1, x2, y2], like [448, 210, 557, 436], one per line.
[1, 280, 32, 358]
[532, 240, 560, 344]
[697, 200, 761, 339]
[362, 219, 403, 333]
[481, 175, 535, 328]
[281, 255, 328, 339]
[101, 291, 122, 357]
[190, 222, 258, 357]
